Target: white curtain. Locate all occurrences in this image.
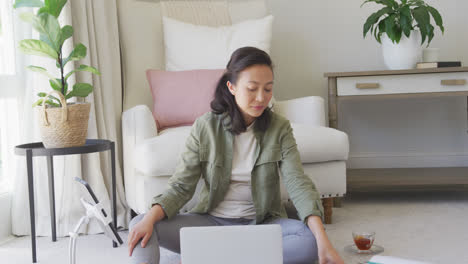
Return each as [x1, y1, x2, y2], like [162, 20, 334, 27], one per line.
[11, 0, 128, 237]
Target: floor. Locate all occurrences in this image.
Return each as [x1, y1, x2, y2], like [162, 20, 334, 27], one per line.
[1, 190, 467, 264]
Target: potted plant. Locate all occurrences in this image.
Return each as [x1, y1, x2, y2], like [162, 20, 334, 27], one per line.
[362, 0, 444, 70]
[14, 0, 100, 148]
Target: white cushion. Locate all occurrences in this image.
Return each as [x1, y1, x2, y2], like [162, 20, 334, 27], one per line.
[163, 15, 273, 71]
[134, 123, 348, 177]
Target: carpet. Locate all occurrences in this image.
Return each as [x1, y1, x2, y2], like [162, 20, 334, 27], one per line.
[1, 191, 466, 264]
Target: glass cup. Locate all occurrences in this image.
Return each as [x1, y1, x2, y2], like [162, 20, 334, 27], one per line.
[352, 231, 375, 253]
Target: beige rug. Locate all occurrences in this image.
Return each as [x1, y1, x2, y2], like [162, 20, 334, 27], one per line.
[1, 190, 466, 264]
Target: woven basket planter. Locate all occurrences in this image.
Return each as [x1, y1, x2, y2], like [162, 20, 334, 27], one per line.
[37, 91, 91, 148]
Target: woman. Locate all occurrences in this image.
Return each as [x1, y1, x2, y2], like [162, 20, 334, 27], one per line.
[128, 47, 344, 264]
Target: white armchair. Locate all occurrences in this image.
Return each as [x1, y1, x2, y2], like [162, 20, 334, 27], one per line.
[122, 96, 349, 224]
[118, 0, 349, 224]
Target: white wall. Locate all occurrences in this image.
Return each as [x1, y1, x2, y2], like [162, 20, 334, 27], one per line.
[266, 0, 468, 168]
[267, 0, 468, 100]
[119, 0, 468, 169]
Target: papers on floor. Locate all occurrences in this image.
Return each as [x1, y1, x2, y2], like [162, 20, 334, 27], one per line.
[369, 256, 432, 264]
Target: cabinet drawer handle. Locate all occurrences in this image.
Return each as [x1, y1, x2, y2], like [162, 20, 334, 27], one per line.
[441, 79, 466, 86]
[356, 83, 380, 89]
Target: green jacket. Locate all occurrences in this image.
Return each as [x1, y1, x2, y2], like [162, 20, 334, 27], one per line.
[151, 111, 324, 224]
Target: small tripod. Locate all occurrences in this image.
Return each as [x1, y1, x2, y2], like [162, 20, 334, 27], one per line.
[68, 198, 121, 264]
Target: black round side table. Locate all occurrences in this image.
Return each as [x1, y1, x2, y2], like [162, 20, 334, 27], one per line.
[15, 139, 119, 263]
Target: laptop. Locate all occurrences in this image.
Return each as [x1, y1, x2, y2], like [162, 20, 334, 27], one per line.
[180, 224, 283, 264]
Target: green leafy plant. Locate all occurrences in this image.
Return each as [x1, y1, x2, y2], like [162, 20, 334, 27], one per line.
[362, 0, 444, 46]
[13, 0, 100, 107]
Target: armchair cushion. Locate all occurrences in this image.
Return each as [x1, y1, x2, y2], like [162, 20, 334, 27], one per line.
[163, 15, 273, 71]
[146, 69, 224, 130]
[134, 123, 348, 177]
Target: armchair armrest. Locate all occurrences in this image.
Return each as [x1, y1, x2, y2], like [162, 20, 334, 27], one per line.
[122, 105, 158, 145]
[273, 96, 326, 127]
[122, 105, 158, 207]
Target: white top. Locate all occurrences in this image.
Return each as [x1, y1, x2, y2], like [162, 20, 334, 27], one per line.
[209, 122, 257, 219]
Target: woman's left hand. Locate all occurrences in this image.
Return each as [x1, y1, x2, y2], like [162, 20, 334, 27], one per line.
[318, 244, 344, 264]
[307, 215, 344, 264]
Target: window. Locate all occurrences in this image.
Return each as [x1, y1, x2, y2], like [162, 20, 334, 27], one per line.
[0, 140, 3, 185]
[0, 0, 20, 194]
[0, 0, 16, 75]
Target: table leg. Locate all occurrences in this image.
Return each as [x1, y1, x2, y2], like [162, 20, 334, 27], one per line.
[26, 150, 37, 263]
[328, 77, 338, 129]
[110, 142, 117, 248]
[47, 155, 57, 242]
[322, 197, 333, 224]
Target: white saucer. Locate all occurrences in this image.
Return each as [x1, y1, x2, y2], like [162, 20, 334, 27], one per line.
[344, 244, 384, 254]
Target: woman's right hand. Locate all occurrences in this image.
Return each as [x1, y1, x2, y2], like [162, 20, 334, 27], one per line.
[128, 218, 154, 256]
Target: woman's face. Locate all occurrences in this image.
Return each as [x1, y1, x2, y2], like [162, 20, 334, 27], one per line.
[227, 64, 274, 126]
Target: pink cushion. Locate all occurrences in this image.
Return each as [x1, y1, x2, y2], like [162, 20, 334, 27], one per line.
[146, 69, 225, 130]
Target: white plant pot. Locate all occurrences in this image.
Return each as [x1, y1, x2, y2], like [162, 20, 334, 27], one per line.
[381, 32, 422, 70]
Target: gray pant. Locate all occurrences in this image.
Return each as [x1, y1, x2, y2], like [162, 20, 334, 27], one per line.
[129, 213, 318, 264]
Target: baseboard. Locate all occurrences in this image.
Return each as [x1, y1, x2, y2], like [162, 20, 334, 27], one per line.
[347, 151, 468, 168]
[347, 167, 468, 192]
[0, 235, 15, 246]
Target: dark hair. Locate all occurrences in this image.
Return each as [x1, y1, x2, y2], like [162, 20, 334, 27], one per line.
[210, 47, 273, 134]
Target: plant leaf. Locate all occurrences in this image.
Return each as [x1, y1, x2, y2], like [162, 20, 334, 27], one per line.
[13, 0, 44, 9]
[43, 0, 67, 18]
[363, 7, 393, 38]
[382, 0, 398, 8]
[372, 24, 378, 41]
[38, 13, 61, 51]
[37, 92, 61, 105]
[49, 78, 62, 91]
[361, 0, 395, 8]
[400, 4, 412, 18]
[426, 5, 444, 33]
[25, 65, 67, 93]
[412, 6, 430, 45]
[399, 12, 412, 37]
[426, 23, 435, 47]
[50, 96, 61, 105]
[60, 25, 73, 46]
[19, 12, 61, 51]
[377, 19, 386, 43]
[394, 25, 402, 43]
[361, 0, 377, 8]
[412, 6, 430, 24]
[63, 43, 87, 66]
[37, 6, 49, 16]
[65, 64, 101, 82]
[26, 65, 60, 85]
[66, 83, 93, 99]
[32, 98, 60, 107]
[32, 99, 42, 107]
[384, 14, 397, 43]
